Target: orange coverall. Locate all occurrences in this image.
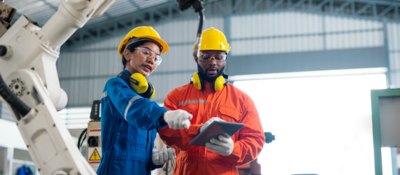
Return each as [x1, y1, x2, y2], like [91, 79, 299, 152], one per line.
[159, 81, 265, 175]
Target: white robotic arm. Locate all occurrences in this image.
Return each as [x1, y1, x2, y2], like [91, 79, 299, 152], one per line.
[0, 0, 114, 174]
[1, 0, 114, 109]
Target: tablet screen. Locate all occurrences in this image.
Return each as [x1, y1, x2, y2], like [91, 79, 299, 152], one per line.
[189, 121, 245, 146]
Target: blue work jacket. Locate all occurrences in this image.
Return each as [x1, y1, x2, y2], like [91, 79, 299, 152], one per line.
[97, 70, 168, 175]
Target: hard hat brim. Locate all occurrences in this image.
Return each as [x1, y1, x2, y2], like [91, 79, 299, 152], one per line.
[118, 36, 169, 57]
[144, 36, 169, 54]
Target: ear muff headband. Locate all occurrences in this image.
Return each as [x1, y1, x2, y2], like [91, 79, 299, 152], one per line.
[117, 72, 155, 99]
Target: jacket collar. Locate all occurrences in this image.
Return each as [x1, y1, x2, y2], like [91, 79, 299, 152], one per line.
[122, 69, 132, 76]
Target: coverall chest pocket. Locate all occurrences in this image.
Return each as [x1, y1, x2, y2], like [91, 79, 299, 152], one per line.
[219, 106, 241, 122]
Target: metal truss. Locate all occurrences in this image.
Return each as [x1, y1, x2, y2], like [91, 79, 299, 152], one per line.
[63, 0, 400, 49]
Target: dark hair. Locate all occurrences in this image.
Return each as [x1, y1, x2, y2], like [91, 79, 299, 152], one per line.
[121, 39, 162, 69]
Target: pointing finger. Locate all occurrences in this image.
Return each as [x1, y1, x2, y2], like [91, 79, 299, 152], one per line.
[183, 120, 190, 129]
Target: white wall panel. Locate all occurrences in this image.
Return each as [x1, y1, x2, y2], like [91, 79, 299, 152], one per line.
[390, 53, 400, 87]
[232, 35, 324, 55]
[58, 50, 121, 78]
[60, 78, 109, 106]
[155, 20, 198, 44]
[155, 17, 224, 44]
[326, 31, 383, 50]
[231, 12, 322, 39]
[325, 16, 382, 32]
[388, 23, 400, 51]
[156, 44, 196, 72]
[230, 12, 384, 56]
[388, 22, 400, 88]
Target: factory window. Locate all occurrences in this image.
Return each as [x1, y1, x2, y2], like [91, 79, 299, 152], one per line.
[234, 71, 392, 175]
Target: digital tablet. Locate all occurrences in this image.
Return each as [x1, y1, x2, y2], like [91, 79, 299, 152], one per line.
[189, 121, 245, 146]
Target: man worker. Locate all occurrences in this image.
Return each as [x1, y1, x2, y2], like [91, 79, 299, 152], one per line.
[158, 27, 265, 175]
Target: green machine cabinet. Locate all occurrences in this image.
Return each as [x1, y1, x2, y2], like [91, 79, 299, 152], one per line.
[371, 88, 400, 175]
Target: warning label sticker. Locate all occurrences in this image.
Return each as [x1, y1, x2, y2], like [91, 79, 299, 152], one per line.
[88, 148, 102, 161]
[89, 129, 101, 136]
[89, 161, 100, 171]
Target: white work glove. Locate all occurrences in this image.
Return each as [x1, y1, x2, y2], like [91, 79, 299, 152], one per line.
[205, 135, 234, 156]
[164, 109, 193, 129]
[152, 147, 175, 166]
[200, 117, 224, 133]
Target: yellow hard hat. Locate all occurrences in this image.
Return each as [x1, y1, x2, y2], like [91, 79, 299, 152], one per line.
[196, 27, 231, 53]
[118, 26, 169, 57]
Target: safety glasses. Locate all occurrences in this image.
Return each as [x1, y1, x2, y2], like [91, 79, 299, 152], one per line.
[199, 53, 227, 61]
[136, 47, 162, 65]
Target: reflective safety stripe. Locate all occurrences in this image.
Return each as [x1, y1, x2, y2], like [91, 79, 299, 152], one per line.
[101, 91, 107, 99]
[178, 100, 206, 106]
[124, 96, 142, 121]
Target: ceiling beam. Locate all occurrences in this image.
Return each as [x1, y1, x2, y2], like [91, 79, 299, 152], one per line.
[128, 0, 141, 10]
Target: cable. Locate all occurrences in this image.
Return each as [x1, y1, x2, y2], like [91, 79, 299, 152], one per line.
[175, 0, 205, 57]
[0, 74, 30, 118]
[80, 132, 87, 148]
[197, 10, 204, 35]
[77, 128, 87, 149]
[192, 9, 205, 57]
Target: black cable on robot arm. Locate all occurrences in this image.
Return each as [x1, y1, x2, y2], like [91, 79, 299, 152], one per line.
[77, 128, 87, 149]
[0, 74, 30, 118]
[80, 132, 87, 149]
[197, 10, 204, 35]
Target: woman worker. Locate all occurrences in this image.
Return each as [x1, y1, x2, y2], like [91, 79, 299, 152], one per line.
[97, 26, 192, 175]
